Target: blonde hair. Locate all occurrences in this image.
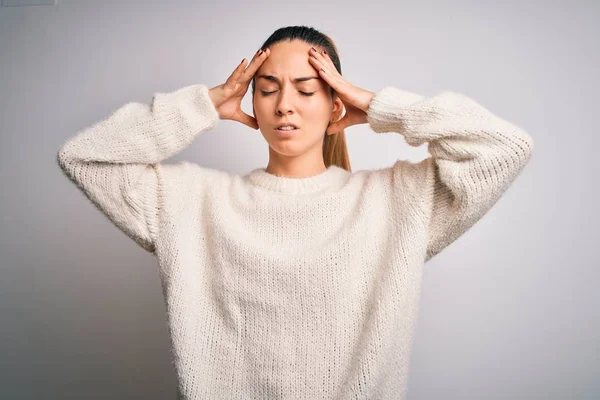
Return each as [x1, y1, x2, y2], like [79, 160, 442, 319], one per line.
[321, 33, 351, 171]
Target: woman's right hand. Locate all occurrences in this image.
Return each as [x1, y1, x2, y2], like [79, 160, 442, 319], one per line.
[209, 48, 271, 130]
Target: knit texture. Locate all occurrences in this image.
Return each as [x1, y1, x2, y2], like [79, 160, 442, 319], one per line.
[57, 83, 534, 399]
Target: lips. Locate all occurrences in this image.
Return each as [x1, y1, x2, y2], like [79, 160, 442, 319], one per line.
[276, 123, 299, 129]
[274, 126, 298, 137]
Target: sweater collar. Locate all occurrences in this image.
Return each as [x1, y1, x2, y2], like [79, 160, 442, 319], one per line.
[245, 165, 350, 194]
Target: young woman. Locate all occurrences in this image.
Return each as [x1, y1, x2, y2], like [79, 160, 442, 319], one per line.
[57, 26, 534, 399]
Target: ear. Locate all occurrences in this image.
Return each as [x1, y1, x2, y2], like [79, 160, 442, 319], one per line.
[331, 96, 344, 122]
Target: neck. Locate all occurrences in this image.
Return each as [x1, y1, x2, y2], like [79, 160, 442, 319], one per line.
[265, 147, 327, 178]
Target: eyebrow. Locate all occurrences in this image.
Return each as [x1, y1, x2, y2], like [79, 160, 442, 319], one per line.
[257, 75, 319, 84]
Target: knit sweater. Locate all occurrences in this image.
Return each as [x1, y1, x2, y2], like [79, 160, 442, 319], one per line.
[56, 83, 534, 399]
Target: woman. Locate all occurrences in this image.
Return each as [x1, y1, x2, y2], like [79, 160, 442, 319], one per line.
[57, 26, 534, 399]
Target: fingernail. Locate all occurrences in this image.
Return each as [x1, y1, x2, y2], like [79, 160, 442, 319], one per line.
[311, 47, 316, 52]
[258, 50, 263, 56]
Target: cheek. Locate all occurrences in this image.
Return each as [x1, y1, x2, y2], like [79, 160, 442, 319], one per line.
[303, 100, 332, 124]
[253, 97, 269, 117]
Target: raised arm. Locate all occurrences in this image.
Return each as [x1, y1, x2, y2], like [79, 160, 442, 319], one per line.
[57, 49, 272, 254]
[56, 84, 220, 253]
[366, 87, 534, 262]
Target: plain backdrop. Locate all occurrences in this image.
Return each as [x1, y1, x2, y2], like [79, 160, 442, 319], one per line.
[1, 1, 598, 399]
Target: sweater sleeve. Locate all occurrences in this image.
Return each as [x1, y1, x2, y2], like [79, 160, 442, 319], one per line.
[366, 87, 534, 262]
[56, 84, 220, 254]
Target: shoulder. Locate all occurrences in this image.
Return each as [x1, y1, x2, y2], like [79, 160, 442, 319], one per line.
[154, 162, 237, 211]
[361, 158, 437, 214]
[156, 161, 236, 186]
[359, 158, 433, 191]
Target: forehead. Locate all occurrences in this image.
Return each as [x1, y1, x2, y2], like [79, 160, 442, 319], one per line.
[256, 40, 323, 81]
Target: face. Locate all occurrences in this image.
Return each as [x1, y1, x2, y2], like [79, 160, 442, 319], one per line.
[252, 39, 343, 158]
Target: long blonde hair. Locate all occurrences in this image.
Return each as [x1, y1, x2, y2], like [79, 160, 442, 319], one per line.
[251, 26, 352, 172]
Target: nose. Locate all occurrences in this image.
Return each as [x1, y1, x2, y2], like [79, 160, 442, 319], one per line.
[275, 87, 294, 115]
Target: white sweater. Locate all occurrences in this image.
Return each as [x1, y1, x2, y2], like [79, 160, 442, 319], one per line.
[57, 83, 534, 399]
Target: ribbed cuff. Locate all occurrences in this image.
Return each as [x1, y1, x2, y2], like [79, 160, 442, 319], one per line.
[163, 83, 220, 133]
[366, 86, 424, 134]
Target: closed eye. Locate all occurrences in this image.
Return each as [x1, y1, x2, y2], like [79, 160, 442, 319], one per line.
[261, 90, 315, 96]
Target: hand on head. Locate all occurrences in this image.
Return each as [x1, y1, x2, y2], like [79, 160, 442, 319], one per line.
[307, 46, 374, 135]
[209, 48, 271, 130]
[208, 45, 375, 134]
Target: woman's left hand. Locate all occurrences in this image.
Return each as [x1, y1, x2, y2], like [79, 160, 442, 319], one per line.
[308, 47, 375, 135]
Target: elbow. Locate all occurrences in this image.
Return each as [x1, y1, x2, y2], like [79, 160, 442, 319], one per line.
[505, 126, 534, 167]
[56, 148, 72, 182]
[56, 146, 69, 171]
[518, 128, 535, 164]
[56, 143, 78, 178]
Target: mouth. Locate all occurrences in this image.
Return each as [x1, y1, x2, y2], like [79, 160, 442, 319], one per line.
[275, 123, 299, 131]
[274, 123, 299, 137]
[274, 126, 299, 137]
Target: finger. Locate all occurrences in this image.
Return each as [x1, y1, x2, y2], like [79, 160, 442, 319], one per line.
[309, 47, 338, 75]
[241, 47, 270, 82]
[317, 48, 338, 72]
[308, 54, 342, 92]
[235, 110, 259, 130]
[226, 58, 248, 86]
[308, 48, 344, 83]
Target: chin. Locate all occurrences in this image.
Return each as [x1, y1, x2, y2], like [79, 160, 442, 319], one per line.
[269, 141, 305, 156]
[271, 138, 325, 158]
